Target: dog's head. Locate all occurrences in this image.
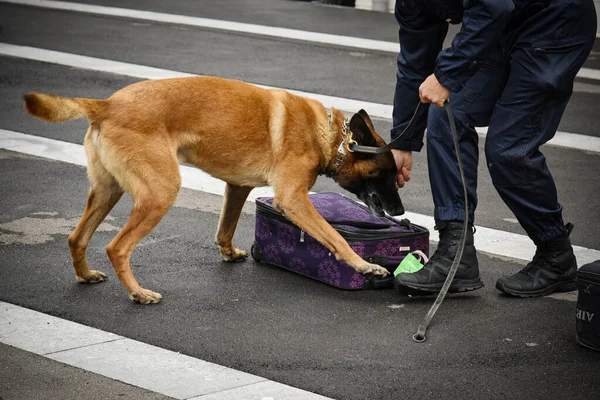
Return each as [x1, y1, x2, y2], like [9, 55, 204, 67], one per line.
[334, 109, 404, 217]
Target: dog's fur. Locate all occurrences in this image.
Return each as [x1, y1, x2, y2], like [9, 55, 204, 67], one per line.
[24, 76, 404, 304]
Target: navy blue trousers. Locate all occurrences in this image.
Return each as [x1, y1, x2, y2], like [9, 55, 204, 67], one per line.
[425, 0, 596, 244]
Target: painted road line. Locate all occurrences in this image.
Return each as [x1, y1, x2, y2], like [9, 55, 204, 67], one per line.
[578, 67, 600, 81]
[3, 0, 600, 83]
[475, 126, 600, 154]
[0, 129, 275, 200]
[2, 43, 600, 154]
[2, 128, 600, 266]
[0, 301, 331, 400]
[0, 0, 399, 52]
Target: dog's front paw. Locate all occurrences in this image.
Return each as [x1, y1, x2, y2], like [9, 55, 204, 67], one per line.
[129, 288, 162, 305]
[357, 263, 389, 277]
[76, 270, 107, 283]
[220, 248, 248, 263]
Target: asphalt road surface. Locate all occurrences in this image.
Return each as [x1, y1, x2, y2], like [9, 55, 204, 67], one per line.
[1, 1, 599, 399]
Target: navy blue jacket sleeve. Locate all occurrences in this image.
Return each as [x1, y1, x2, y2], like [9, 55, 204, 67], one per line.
[391, 0, 515, 152]
[435, 0, 514, 92]
[391, 3, 447, 151]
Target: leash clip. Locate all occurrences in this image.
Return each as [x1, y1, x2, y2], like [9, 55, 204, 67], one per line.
[347, 138, 357, 152]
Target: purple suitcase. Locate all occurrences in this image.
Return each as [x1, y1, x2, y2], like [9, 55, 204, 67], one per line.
[251, 192, 429, 290]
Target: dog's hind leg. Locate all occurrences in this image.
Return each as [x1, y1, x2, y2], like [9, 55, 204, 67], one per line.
[69, 182, 123, 283]
[104, 154, 181, 304]
[69, 135, 124, 283]
[215, 183, 253, 262]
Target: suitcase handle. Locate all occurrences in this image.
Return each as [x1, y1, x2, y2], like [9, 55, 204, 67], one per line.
[331, 220, 392, 229]
[363, 275, 395, 289]
[365, 252, 428, 270]
[365, 254, 403, 267]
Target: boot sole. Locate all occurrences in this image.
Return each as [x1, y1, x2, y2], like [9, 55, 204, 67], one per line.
[394, 278, 484, 296]
[495, 279, 576, 298]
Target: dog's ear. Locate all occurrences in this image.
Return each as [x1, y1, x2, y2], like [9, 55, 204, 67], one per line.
[357, 109, 375, 131]
[350, 111, 377, 147]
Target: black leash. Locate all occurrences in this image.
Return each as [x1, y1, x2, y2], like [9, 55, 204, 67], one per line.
[413, 104, 468, 343]
[350, 102, 468, 343]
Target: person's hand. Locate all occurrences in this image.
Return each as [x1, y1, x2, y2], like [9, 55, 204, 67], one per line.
[419, 73, 450, 108]
[391, 149, 412, 189]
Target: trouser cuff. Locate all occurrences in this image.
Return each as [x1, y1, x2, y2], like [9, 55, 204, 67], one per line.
[434, 206, 474, 225]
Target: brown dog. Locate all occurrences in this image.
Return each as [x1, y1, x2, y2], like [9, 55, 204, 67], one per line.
[24, 76, 404, 304]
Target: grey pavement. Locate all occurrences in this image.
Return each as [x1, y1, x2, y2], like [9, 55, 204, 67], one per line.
[0, 1, 599, 399]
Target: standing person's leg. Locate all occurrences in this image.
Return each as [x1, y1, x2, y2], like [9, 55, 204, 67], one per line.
[394, 45, 510, 294]
[487, 2, 597, 297]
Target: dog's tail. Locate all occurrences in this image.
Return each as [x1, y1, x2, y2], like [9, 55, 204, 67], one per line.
[23, 93, 107, 123]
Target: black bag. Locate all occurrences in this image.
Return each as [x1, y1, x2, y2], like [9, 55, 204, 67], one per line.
[576, 260, 600, 351]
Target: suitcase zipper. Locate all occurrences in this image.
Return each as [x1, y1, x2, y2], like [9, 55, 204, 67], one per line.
[334, 227, 426, 241]
[256, 201, 426, 241]
[255, 199, 394, 229]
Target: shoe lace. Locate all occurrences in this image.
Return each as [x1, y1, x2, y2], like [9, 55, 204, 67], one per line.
[429, 236, 459, 264]
[521, 251, 550, 276]
[429, 223, 471, 268]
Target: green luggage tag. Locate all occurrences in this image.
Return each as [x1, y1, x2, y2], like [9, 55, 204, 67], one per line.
[393, 253, 424, 276]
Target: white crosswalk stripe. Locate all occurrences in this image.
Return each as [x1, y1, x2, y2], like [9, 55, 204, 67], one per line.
[0, 301, 332, 399]
[2, 128, 599, 265]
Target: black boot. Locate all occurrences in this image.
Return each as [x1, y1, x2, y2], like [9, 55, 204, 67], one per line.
[496, 224, 577, 298]
[394, 221, 484, 295]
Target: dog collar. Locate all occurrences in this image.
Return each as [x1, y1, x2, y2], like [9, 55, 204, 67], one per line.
[325, 112, 355, 178]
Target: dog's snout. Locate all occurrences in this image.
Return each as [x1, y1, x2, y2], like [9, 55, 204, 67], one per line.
[386, 204, 405, 216]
